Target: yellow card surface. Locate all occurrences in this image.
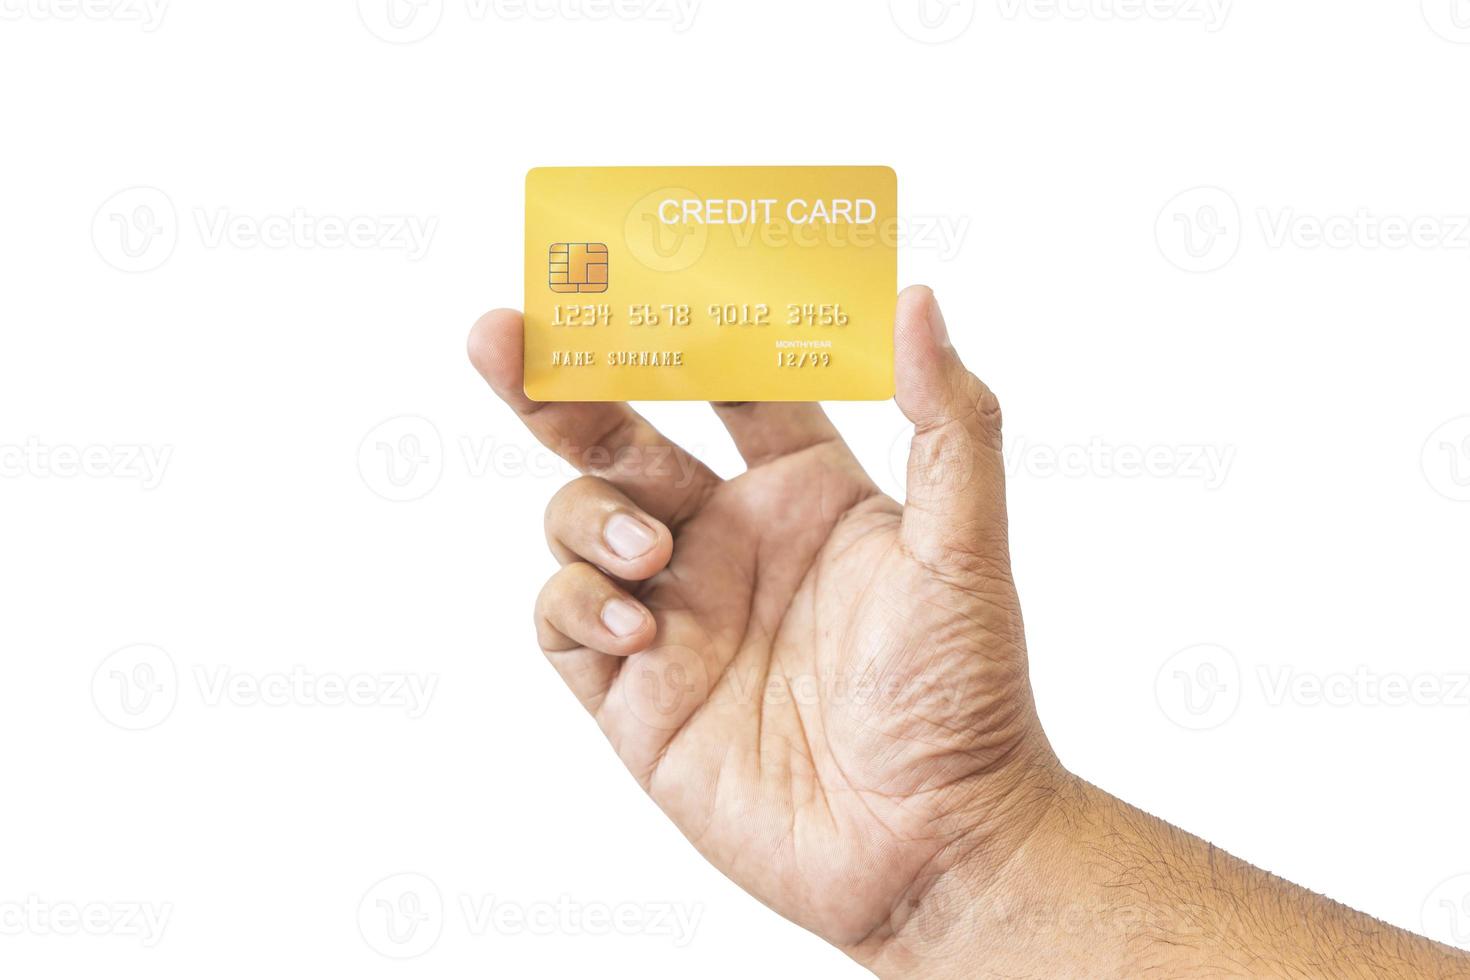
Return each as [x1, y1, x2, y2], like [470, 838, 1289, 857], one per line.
[524, 166, 896, 401]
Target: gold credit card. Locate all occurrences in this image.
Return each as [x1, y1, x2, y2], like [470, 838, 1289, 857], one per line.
[524, 166, 897, 402]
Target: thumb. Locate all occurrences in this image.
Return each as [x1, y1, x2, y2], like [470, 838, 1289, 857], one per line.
[894, 285, 1011, 571]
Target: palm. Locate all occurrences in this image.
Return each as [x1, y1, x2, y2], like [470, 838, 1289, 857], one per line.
[605, 444, 1035, 945]
[469, 292, 1051, 955]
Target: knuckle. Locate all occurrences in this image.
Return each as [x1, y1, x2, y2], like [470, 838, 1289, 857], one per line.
[560, 560, 606, 596]
[539, 561, 581, 603]
[533, 570, 562, 619]
[534, 563, 593, 633]
[960, 373, 1004, 445]
[532, 588, 554, 639]
[908, 427, 978, 486]
[545, 475, 611, 526]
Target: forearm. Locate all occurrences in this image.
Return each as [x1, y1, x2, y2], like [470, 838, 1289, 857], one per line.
[865, 773, 1470, 979]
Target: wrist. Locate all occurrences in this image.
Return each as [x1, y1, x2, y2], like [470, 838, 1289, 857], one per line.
[852, 745, 1089, 979]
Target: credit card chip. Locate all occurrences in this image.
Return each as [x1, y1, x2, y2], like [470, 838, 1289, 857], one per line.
[549, 242, 608, 293]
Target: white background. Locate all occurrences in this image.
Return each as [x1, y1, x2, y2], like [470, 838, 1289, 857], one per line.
[3, 0, 1469, 975]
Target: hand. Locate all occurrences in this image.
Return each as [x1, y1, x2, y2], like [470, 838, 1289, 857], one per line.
[467, 286, 1062, 966]
[470, 287, 1470, 978]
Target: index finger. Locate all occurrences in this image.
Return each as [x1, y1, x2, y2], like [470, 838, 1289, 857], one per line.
[467, 308, 720, 526]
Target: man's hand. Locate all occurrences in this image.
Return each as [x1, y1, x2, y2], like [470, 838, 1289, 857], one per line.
[469, 286, 1469, 978]
[468, 286, 1059, 956]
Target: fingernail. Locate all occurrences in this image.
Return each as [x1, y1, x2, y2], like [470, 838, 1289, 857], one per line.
[928, 292, 951, 349]
[601, 598, 646, 637]
[604, 513, 657, 560]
